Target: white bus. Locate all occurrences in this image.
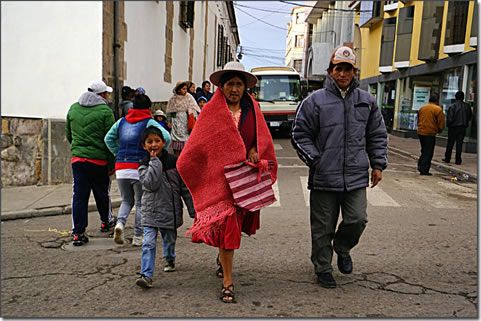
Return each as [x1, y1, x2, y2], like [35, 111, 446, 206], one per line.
[250, 66, 302, 133]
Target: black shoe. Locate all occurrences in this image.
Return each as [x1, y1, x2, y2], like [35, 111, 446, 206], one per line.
[442, 158, 450, 163]
[100, 218, 117, 232]
[455, 161, 462, 165]
[337, 255, 353, 274]
[72, 233, 89, 246]
[317, 272, 337, 288]
[420, 172, 432, 176]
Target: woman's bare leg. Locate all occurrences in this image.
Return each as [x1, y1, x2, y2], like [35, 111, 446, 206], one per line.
[219, 248, 234, 287]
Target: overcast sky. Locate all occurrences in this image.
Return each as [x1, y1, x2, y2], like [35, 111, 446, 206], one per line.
[234, 1, 295, 71]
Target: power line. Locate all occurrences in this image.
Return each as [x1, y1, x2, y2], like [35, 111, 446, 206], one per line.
[235, 6, 288, 31]
[235, 3, 291, 14]
[278, 0, 370, 13]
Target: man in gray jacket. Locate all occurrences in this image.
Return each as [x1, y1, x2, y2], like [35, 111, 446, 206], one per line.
[291, 46, 387, 288]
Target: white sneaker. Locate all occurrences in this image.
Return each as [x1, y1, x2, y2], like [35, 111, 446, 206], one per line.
[132, 235, 143, 246]
[113, 222, 125, 245]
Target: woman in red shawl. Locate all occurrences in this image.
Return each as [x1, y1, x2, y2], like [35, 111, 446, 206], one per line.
[177, 62, 278, 303]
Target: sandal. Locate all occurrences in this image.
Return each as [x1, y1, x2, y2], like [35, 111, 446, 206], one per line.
[216, 255, 224, 278]
[220, 284, 236, 303]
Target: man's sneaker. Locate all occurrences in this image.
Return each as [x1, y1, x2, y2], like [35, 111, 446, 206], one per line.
[113, 222, 125, 244]
[337, 254, 353, 274]
[135, 275, 153, 288]
[163, 261, 176, 272]
[72, 233, 89, 246]
[317, 272, 336, 288]
[100, 218, 116, 233]
[132, 235, 143, 247]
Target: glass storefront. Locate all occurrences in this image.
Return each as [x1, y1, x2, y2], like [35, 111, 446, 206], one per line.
[466, 64, 477, 139]
[397, 75, 441, 131]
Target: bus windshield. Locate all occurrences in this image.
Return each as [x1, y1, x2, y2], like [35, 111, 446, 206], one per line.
[251, 75, 301, 102]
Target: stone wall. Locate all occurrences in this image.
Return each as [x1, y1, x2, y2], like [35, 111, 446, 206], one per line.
[2, 117, 44, 186]
[1, 117, 72, 187]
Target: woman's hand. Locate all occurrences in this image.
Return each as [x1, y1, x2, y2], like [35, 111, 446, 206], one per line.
[247, 147, 259, 163]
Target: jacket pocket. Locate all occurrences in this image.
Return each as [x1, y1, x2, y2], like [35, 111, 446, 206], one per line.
[354, 103, 370, 121]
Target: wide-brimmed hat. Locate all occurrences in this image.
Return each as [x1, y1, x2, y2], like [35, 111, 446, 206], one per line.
[209, 61, 257, 88]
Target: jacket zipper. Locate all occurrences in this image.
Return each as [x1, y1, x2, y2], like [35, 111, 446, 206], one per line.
[165, 171, 177, 229]
[343, 99, 347, 190]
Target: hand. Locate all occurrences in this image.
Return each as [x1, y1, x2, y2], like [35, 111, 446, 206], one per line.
[247, 147, 259, 163]
[150, 150, 157, 158]
[371, 169, 382, 188]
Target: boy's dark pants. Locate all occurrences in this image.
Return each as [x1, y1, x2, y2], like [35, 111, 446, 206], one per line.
[310, 188, 367, 274]
[71, 162, 111, 234]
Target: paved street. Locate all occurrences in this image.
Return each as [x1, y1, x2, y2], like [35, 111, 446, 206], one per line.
[1, 138, 477, 318]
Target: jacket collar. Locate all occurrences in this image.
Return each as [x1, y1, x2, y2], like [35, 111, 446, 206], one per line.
[324, 75, 359, 99]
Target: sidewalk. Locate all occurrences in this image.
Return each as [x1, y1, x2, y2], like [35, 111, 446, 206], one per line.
[1, 135, 477, 221]
[388, 134, 477, 181]
[1, 179, 122, 221]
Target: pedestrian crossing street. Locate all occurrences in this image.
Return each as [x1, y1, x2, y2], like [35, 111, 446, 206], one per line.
[266, 176, 476, 210]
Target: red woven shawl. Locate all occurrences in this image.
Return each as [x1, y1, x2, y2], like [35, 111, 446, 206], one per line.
[177, 89, 278, 238]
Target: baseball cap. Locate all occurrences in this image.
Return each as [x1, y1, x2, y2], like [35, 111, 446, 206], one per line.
[88, 80, 113, 94]
[330, 46, 356, 67]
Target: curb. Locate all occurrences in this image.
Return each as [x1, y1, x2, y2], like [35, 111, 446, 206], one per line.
[1, 199, 122, 221]
[388, 146, 477, 182]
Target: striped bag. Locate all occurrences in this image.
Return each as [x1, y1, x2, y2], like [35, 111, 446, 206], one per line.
[224, 160, 276, 212]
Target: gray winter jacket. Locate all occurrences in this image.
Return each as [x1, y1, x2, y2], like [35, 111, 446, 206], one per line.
[291, 75, 388, 192]
[139, 150, 195, 229]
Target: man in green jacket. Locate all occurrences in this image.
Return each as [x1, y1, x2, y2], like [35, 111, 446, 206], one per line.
[66, 80, 117, 246]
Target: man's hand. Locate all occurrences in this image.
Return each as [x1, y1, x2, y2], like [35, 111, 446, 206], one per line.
[371, 169, 382, 188]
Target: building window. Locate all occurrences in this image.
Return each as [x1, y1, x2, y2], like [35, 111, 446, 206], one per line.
[441, 66, 464, 113]
[179, 1, 194, 30]
[293, 60, 302, 73]
[295, 35, 304, 48]
[445, 1, 469, 46]
[379, 18, 396, 67]
[471, 1, 478, 41]
[418, 1, 444, 61]
[395, 6, 414, 63]
[295, 12, 303, 24]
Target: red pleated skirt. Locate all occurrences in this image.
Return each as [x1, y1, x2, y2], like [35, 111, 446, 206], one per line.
[191, 209, 260, 250]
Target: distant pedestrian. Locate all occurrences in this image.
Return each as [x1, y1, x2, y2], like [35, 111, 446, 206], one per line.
[165, 81, 200, 156]
[177, 61, 278, 303]
[135, 87, 146, 96]
[66, 80, 117, 246]
[153, 109, 171, 132]
[196, 80, 213, 102]
[135, 126, 195, 289]
[291, 46, 388, 288]
[120, 86, 135, 117]
[187, 81, 197, 99]
[104, 94, 171, 246]
[197, 96, 207, 110]
[417, 94, 445, 175]
[443, 91, 472, 165]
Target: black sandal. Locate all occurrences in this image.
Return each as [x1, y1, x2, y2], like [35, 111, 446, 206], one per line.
[216, 255, 224, 278]
[220, 284, 236, 303]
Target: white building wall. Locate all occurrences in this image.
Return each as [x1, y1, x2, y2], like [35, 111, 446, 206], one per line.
[125, 1, 237, 101]
[1, 1, 103, 119]
[124, 1, 169, 101]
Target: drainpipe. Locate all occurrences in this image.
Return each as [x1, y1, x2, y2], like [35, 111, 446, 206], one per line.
[113, 1, 120, 119]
